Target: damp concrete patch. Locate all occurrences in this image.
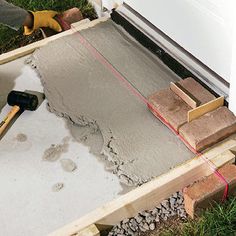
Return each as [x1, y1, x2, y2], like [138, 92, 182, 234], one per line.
[60, 158, 77, 172]
[31, 20, 193, 186]
[16, 133, 27, 142]
[52, 182, 64, 192]
[42, 137, 70, 162]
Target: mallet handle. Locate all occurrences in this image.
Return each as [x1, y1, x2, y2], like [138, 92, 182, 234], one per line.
[0, 105, 20, 136]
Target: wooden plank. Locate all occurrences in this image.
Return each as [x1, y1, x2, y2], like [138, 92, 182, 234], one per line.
[49, 138, 236, 236]
[75, 224, 100, 236]
[0, 16, 109, 65]
[71, 19, 91, 28]
[188, 96, 224, 122]
[170, 82, 200, 108]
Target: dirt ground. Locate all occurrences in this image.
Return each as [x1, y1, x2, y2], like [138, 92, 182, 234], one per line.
[0, 0, 96, 55]
[140, 217, 185, 236]
[0, 29, 43, 55]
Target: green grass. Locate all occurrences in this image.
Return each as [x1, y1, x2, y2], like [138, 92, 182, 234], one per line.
[6, 0, 96, 18]
[0, 0, 96, 54]
[161, 198, 236, 236]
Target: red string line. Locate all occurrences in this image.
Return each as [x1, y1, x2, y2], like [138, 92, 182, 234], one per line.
[61, 19, 229, 201]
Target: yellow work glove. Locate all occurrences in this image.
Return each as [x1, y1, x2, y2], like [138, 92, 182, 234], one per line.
[24, 10, 62, 35]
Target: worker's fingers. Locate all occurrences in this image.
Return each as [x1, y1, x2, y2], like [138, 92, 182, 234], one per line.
[24, 10, 62, 35]
[24, 26, 32, 35]
[48, 18, 62, 32]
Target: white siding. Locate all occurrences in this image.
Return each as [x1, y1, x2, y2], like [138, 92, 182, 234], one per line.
[125, 0, 233, 82]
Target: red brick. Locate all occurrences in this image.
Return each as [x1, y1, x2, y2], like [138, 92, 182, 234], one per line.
[178, 77, 215, 105]
[60, 8, 83, 26]
[41, 8, 83, 38]
[148, 78, 216, 131]
[179, 106, 236, 151]
[148, 88, 191, 131]
[183, 164, 236, 218]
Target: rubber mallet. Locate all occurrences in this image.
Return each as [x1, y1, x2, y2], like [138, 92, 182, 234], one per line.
[0, 91, 39, 136]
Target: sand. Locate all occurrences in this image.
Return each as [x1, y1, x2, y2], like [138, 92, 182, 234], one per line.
[31, 20, 193, 186]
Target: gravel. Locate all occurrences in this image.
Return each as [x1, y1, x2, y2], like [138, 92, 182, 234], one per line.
[108, 191, 187, 236]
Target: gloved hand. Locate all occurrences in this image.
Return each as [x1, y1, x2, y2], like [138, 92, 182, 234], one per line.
[24, 10, 62, 35]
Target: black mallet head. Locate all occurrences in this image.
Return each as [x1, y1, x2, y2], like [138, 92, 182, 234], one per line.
[7, 91, 39, 111]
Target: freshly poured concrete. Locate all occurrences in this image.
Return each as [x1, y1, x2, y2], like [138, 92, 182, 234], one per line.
[31, 20, 193, 186]
[0, 57, 123, 236]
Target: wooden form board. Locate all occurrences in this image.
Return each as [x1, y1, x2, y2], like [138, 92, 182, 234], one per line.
[170, 82, 200, 108]
[0, 16, 109, 65]
[76, 224, 100, 236]
[188, 96, 224, 122]
[50, 138, 236, 236]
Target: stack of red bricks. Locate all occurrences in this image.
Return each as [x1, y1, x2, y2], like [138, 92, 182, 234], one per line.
[148, 77, 236, 152]
[148, 77, 236, 217]
[184, 163, 236, 218]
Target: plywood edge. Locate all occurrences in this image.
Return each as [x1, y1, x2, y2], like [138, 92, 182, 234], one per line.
[71, 19, 91, 28]
[75, 224, 100, 236]
[188, 96, 224, 122]
[170, 82, 200, 108]
[49, 138, 236, 236]
[0, 16, 109, 65]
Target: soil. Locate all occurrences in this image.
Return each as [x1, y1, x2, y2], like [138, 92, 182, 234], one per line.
[0, 29, 43, 55]
[140, 217, 186, 236]
[99, 217, 186, 236]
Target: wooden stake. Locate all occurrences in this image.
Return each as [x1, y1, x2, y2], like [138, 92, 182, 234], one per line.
[170, 82, 200, 108]
[0, 105, 20, 136]
[76, 224, 100, 236]
[188, 96, 224, 122]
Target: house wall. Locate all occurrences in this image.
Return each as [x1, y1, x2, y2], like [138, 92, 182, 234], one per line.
[123, 0, 236, 113]
[125, 0, 234, 82]
[100, 0, 236, 113]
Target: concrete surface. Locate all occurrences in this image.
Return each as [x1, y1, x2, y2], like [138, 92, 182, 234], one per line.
[0, 57, 123, 236]
[31, 20, 193, 186]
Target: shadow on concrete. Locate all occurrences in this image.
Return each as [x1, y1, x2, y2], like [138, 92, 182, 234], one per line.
[0, 67, 22, 112]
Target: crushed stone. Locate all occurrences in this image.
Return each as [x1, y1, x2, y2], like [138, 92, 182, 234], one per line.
[108, 191, 187, 236]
